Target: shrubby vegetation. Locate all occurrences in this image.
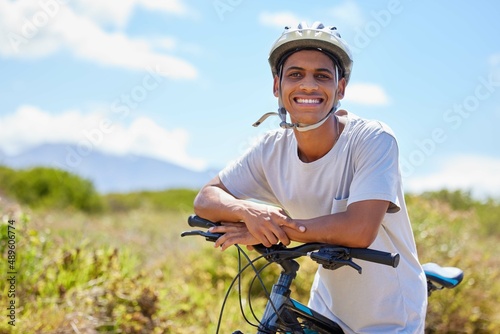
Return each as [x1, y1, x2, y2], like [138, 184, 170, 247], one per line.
[0, 166, 499, 333]
[105, 189, 198, 213]
[407, 191, 500, 332]
[0, 166, 198, 214]
[0, 166, 104, 213]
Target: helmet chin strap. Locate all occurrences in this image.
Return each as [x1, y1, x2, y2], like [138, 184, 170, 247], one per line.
[252, 102, 339, 131]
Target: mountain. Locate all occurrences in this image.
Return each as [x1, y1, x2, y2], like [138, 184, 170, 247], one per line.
[0, 143, 218, 193]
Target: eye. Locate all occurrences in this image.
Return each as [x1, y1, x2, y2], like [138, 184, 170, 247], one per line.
[316, 73, 332, 80]
[288, 72, 302, 78]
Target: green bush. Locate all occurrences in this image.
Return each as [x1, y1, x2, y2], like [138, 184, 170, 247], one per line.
[0, 214, 170, 334]
[0, 166, 198, 214]
[409, 194, 500, 332]
[420, 189, 476, 211]
[411, 189, 500, 236]
[475, 199, 500, 236]
[0, 166, 15, 189]
[0, 166, 104, 213]
[104, 189, 197, 212]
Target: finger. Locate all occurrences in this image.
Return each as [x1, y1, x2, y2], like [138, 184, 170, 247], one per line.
[258, 234, 273, 248]
[214, 233, 226, 248]
[217, 235, 237, 251]
[220, 234, 244, 251]
[214, 231, 241, 249]
[220, 240, 234, 251]
[209, 226, 226, 234]
[265, 229, 280, 245]
[279, 235, 291, 246]
[280, 218, 306, 232]
[247, 228, 272, 247]
[272, 227, 290, 245]
[262, 216, 290, 245]
[215, 230, 252, 250]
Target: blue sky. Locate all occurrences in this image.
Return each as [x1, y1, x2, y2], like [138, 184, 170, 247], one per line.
[1, 0, 499, 198]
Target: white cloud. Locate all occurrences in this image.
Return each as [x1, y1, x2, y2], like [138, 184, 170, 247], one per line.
[150, 37, 177, 51]
[0, 106, 207, 170]
[0, 0, 197, 80]
[404, 155, 500, 199]
[489, 53, 500, 67]
[489, 53, 500, 86]
[259, 11, 303, 29]
[259, 2, 365, 31]
[138, 0, 188, 15]
[329, 0, 366, 28]
[71, 0, 189, 28]
[343, 83, 390, 105]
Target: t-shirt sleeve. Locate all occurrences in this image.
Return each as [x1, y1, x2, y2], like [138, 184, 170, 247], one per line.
[347, 126, 401, 213]
[219, 138, 279, 205]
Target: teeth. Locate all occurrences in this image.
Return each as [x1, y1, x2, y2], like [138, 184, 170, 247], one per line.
[296, 98, 321, 104]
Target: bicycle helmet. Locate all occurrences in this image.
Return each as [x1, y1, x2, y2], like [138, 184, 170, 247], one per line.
[269, 21, 353, 83]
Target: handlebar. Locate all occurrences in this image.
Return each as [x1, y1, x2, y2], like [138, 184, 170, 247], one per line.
[188, 214, 221, 229]
[182, 215, 400, 273]
[349, 247, 400, 268]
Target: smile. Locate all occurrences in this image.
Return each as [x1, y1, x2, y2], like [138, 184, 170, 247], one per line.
[294, 98, 323, 104]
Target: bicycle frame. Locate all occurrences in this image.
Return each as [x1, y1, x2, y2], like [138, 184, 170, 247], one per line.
[255, 257, 343, 334]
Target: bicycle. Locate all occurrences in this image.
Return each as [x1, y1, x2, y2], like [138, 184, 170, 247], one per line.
[181, 214, 464, 334]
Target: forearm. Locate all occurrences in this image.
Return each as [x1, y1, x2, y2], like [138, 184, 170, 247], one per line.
[284, 200, 389, 248]
[193, 182, 249, 223]
[284, 214, 372, 248]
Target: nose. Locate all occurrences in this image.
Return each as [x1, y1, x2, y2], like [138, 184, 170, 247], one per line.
[299, 74, 318, 92]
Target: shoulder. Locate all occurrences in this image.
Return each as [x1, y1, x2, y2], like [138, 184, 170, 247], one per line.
[253, 128, 293, 151]
[262, 128, 292, 141]
[345, 112, 397, 142]
[341, 112, 400, 160]
[238, 129, 294, 164]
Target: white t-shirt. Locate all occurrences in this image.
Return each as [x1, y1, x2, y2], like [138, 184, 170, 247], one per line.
[219, 112, 428, 333]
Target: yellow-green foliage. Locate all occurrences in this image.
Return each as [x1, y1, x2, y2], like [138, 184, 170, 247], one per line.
[104, 189, 198, 212]
[0, 166, 103, 213]
[408, 192, 500, 333]
[0, 166, 199, 214]
[0, 183, 499, 333]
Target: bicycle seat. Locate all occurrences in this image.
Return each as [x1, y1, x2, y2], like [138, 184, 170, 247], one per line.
[422, 262, 463, 289]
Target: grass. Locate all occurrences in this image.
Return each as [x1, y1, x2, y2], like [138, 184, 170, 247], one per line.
[0, 189, 499, 333]
[408, 193, 500, 333]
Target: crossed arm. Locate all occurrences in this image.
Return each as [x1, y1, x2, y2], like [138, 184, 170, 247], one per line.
[194, 176, 390, 251]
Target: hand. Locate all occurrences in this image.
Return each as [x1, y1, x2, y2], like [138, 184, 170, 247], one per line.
[211, 223, 259, 251]
[240, 204, 306, 247]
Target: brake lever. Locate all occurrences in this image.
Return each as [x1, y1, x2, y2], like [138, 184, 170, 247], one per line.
[334, 258, 362, 274]
[181, 230, 223, 242]
[310, 249, 363, 274]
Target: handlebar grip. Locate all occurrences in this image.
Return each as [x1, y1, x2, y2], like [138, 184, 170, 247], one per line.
[188, 215, 220, 229]
[349, 248, 400, 268]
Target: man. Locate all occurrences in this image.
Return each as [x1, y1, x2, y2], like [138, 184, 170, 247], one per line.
[194, 22, 427, 333]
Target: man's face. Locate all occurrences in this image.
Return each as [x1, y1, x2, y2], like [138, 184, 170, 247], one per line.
[273, 49, 346, 125]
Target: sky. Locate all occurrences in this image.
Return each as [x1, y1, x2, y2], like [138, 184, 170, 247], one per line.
[0, 0, 499, 198]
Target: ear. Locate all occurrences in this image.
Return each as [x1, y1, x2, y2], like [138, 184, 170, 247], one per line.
[336, 78, 347, 100]
[273, 75, 279, 97]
